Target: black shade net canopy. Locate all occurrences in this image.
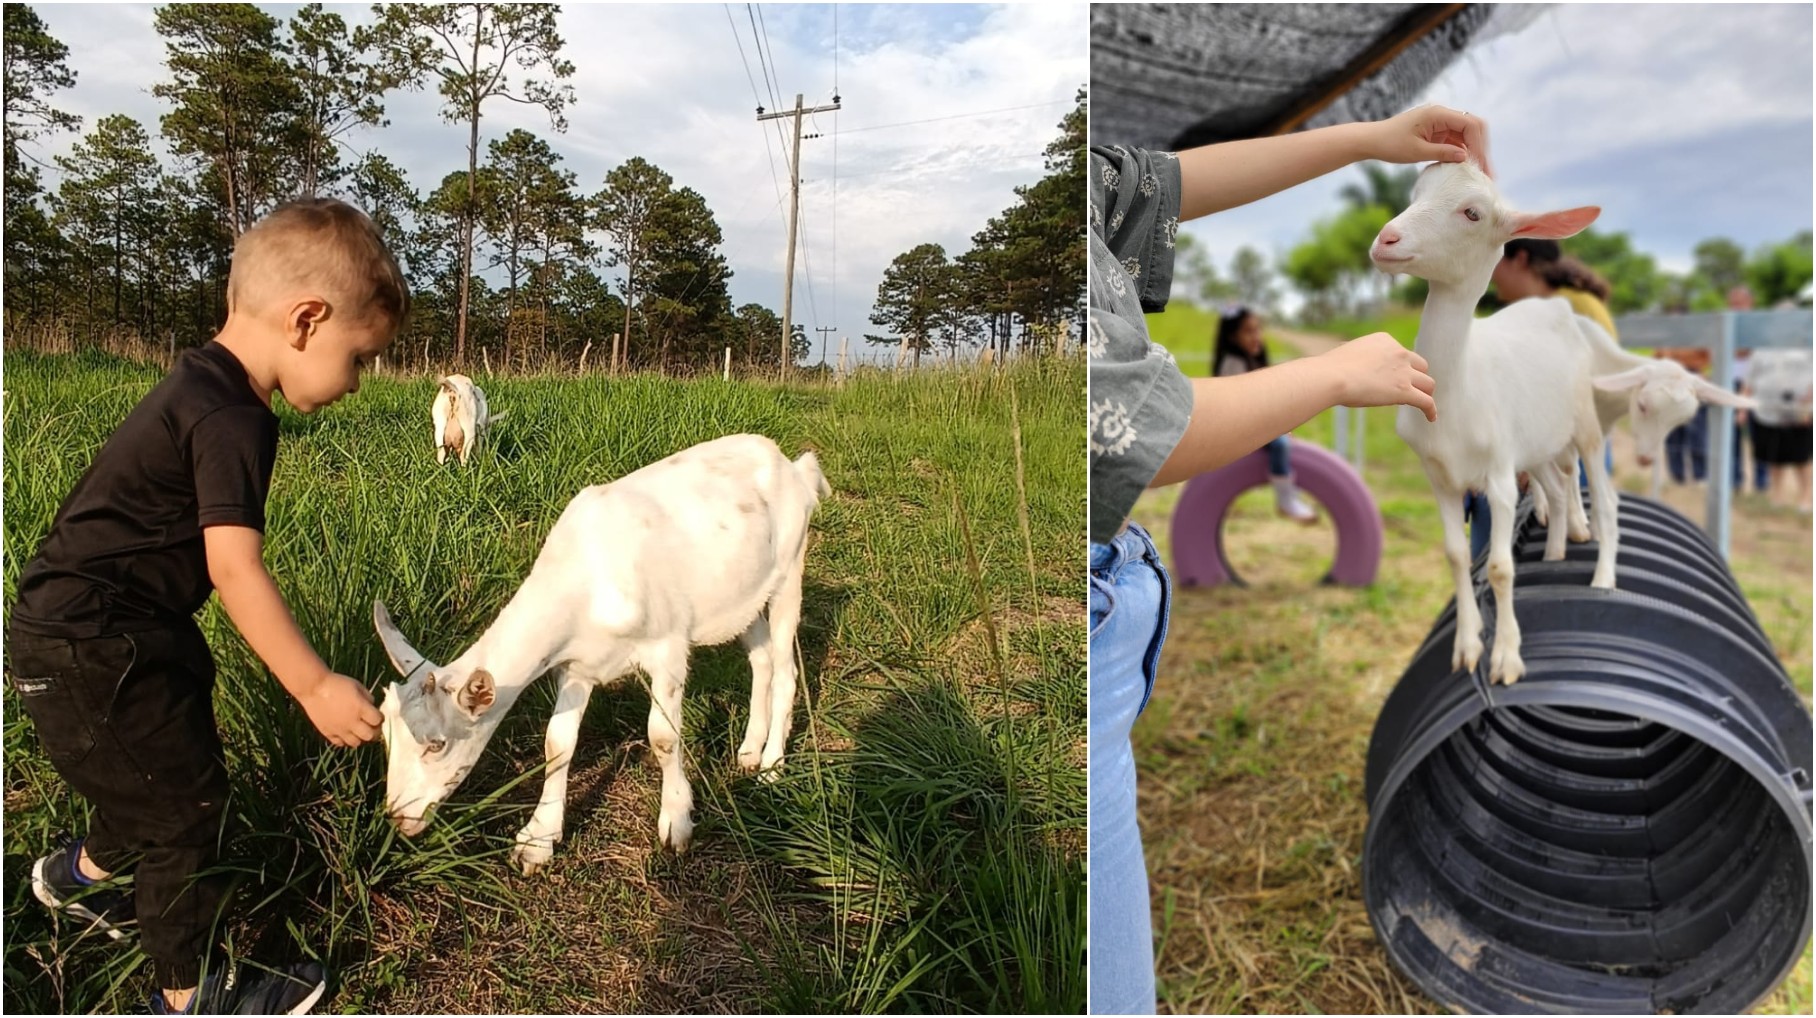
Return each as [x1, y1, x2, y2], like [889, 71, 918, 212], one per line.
[1090, 3, 1551, 150]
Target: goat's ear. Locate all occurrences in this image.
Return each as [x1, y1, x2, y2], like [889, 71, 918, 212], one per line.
[1692, 376, 1757, 409]
[456, 668, 496, 719]
[1593, 366, 1652, 394]
[1509, 206, 1600, 240]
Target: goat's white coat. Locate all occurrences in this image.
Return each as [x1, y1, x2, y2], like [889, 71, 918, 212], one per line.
[1372, 159, 1616, 684]
[432, 374, 506, 465]
[373, 433, 831, 872]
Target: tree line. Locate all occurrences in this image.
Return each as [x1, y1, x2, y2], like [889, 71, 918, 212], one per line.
[3, 4, 1084, 375]
[1170, 163, 1813, 324]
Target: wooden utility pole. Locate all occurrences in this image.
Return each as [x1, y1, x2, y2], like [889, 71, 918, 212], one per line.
[816, 325, 836, 366]
[758, 92, 841, 381]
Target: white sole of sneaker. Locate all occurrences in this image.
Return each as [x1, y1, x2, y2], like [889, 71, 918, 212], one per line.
[31, 856, 129, 941]
[288, 979, 327, 1015]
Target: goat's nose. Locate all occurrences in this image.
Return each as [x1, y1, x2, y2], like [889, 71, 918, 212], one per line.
[1378, 227, 1401, 246]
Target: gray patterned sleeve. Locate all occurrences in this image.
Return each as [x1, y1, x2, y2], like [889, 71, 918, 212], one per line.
[1088, 145, 1192, 545]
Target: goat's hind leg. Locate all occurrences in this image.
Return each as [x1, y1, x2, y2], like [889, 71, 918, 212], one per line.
[1578, 429, 1621, 588]
[513, 670, 594, 875]
[736, 615, 775, 772]
[757, 539, 809, 780]
[1534, 459, 1573, 562]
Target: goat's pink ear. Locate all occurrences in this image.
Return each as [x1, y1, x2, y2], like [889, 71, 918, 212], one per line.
[457, 668, 496, 718]
[1509, 206, 1600, 239]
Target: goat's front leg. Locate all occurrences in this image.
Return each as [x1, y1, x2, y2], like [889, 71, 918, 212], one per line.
[1431, 477, 1483, 675]
[512, 671, 594, 875]
[736, 615, 775, 772]
[1484, 473, 1526, 684]
[512, 672, 593, 873]
[644, 639, 695, 851]
[1562, 450, 1593, 543]
[757, 540, 808, 780]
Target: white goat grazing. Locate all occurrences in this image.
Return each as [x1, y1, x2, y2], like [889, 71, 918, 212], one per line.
[1528, 320, 1754, 544]
[1371, 158, 1615, 685]
[372, 434, 831, 873]
[432, 374, 507, 465]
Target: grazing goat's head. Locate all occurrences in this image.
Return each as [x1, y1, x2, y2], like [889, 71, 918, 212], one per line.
[1371, 159, 1600, 286]
[1594, 363, 1755, 468]
[372, 599, 499, 836]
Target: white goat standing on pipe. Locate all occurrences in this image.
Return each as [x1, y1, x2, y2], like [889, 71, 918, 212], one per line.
[372, 434, 830, 873]
[433, 373, 507, 466]
[1371, 157, 1617, 685]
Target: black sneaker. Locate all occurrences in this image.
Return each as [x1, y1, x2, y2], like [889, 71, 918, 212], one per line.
[31, 837, 136, 940]
[148, 961, 328, 1015]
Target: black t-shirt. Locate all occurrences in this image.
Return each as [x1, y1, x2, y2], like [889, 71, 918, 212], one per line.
[11, 342, 280, 638]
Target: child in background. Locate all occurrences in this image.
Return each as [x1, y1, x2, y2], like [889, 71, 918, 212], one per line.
[1212, 305, 1318, 523]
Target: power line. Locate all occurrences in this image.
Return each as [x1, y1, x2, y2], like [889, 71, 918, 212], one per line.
[830, 99, 1073, 136]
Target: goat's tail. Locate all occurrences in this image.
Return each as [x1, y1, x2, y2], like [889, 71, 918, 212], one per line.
[793, 450, 831, 505]
[487, 409, 510, 424]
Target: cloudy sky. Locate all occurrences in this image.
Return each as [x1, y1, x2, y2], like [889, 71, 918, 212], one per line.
[1179, 3, 1813, 315]
[26, 3, 1086, 365]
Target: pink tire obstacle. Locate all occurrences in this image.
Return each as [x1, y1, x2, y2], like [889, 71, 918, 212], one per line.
[1170, 438, 1383, 588]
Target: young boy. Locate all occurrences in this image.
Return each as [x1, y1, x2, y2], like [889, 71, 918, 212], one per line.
[6, 198, 407, 1014]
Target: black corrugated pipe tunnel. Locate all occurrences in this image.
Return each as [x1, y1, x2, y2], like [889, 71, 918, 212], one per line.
[1363, 491, 1812, 1014]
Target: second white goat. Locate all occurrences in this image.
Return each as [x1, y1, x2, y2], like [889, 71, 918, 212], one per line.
[1371, 157, 1614, 685]
[432, 373, 507, 466]
[372, 433, 830, 873]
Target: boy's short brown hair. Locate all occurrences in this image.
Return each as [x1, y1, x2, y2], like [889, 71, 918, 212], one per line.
[228, 198, 411, 328]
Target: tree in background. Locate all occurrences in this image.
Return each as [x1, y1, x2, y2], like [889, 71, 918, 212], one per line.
[869, 242, 955, 369]
[1338, 163, 1417, 217]
[289, 3, 418, 197]
[1230, 246, 1279, 316]
[366, 2, 575, 365]
[3, 3, 81, 321]
[1282, 203, 1390, 323]
[1561, 228, 1660, 315]
[593, 156, 672, 373]
[153, 3, 303, 237]
[1745, 231, 1814, 307]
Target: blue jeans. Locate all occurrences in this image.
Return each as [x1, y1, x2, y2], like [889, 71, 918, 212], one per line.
[1465, 443, 1613, 562]
[1666, 404, 1709, 483]
[1088, 522, 1170, 1015]
[1265, 434, 1291, 476]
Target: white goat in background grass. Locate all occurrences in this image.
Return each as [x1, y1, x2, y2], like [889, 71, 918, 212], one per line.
[433, 373, 507, 466]
[1370, 157, 1616, 686]
[373, 434, 831, 873]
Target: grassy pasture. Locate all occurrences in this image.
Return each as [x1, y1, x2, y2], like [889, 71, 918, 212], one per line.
[2, 349, 1086, 1014]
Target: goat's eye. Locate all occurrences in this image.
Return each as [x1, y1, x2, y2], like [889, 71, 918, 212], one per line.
[425, 737, 447, 756]
[1463, 208, 1481, 222]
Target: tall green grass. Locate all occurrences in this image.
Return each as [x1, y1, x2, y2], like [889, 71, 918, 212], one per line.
[3, 350, 1085, 1013]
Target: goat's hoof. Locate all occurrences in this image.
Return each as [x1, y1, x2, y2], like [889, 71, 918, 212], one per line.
[736, 745, 763, 772]
[1452, 635, 1484, 675]
[511, 835, 556, 876]
[1568, 526, 1592, 543]
[1491, 646, 1526, 685]
[755, 757, 785, 785]
[1591, 570, 1617, 589]
[658, 810, 695, 853]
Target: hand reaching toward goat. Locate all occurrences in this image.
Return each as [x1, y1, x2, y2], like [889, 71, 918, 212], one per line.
[301, 672, 383, 748]
[1324, 332, 1439, 423]
[1366, 104, 1494, 177]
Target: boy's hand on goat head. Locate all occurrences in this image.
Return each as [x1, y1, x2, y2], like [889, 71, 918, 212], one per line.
[302, 672, 385, 748]
[1325, 332, 1439, 423]
[1369, 104, 1493, 178]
